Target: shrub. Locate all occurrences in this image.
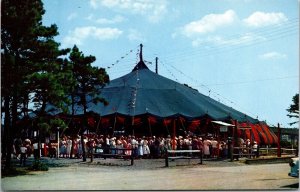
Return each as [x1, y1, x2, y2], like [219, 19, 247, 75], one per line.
[29, 160, 49, 171]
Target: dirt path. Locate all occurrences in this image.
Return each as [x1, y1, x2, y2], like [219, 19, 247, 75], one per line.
[1, 158, 298, 190]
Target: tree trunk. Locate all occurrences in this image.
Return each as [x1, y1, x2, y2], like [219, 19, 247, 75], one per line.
[81, 95, 87, 162]
[81, 130, 86, 162]
[3, 96, 10, 160]
[6, 88, 18, 169]
[70, 136, 75, 159]
[70, 94, 75, 159]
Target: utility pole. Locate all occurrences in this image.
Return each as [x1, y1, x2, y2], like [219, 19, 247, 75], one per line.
[155, 57, 158, 74]
[277, 123, 281, 157]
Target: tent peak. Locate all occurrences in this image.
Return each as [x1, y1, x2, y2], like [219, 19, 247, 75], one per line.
[132, 44, 149, 72]
[139, 44, 143, 61]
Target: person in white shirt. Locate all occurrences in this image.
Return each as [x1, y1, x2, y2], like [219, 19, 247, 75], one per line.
[203, 138, 211, 158]
[252, 141, 258, 158]
[131, 136, 138, 157]
[20, 143, 27, 166]
[33, 141, 39, 159]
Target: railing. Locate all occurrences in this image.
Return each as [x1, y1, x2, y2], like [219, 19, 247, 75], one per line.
[165, 149, 203, 167]
[259, 147, 298, 156]
[231, 146, 298, 160]
[231, 147, 257, 160]
[91, 147, 135, 165]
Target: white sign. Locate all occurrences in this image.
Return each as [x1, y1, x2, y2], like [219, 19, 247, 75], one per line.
[282, 135, 290, 142]
[220, 126, 228, 132]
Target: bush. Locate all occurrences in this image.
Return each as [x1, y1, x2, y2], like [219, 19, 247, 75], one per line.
[29, 160, 49, 171]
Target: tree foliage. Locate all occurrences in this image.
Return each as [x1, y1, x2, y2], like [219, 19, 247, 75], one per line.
[1, 0, 110, 165]
[68, 45, 109, 161]
[287, 93, 299, 126]
[1, 0, 71, 167]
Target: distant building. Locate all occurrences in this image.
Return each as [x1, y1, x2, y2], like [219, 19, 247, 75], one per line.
[269, 127, 299, 146]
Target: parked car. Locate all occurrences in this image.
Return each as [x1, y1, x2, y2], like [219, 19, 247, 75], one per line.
[288, 157, 299, 177]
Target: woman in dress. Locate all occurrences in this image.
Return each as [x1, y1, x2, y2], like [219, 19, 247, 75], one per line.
[143, 137, 150, 158]
[116, 138, 123, 155]
[138, 138, 144, 158]
[66, 137, 72, 158]
[203, 137, 211, 158]
[60, 137, 67, 158]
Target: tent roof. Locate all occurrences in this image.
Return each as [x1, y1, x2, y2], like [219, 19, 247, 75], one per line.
[87, 63, 258, 123]
[49, 44, 259, 124]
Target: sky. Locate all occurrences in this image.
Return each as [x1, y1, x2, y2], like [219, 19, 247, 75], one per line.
[42, 0, 299, 128]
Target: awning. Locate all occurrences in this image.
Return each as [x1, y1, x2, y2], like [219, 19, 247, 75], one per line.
[211, 121, 235, 127]
[236, 121, 278, 145]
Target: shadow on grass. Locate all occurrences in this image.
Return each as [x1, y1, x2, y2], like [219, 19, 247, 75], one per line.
[1, 167, 31, 178]
[1, 160, 68, 178]
[46, 163, 69, 168]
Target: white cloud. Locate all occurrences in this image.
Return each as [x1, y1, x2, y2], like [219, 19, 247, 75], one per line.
[62, 26, 123, 46]
[90, 0, 101, 9]
[182, 10, 237, 37]
[67, 12, 78, 21]
[127, 29, 145, 42]
[90, 0, 168, 23]
[191, 33, 266, 47]
[87, 14, 125, 24]
[97, 15, 125, 24]
[259, 52, 287, 60]
[244, 11, 288, 27]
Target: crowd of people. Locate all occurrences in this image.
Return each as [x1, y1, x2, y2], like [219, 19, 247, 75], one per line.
[12, 134, 259, 165]
[54, 134, 257, 159]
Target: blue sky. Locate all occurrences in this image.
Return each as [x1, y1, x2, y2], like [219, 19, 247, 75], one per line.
[42, 0, 299, 128]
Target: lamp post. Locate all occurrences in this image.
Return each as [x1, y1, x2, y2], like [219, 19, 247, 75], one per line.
[57, 127, 60, 159]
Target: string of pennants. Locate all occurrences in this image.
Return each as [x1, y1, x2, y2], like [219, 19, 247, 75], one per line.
[167, 63, 233, 104]
[103, 45, 258, 122]
[127, 47, 141, 116]
[161, 61, 258, 119]
[106, 49, 134, 70]
[159, 60, 179, 82]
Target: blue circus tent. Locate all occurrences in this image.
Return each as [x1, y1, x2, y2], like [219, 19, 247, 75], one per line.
[89, 45, 257, 123]
[52, 44, 277, 144]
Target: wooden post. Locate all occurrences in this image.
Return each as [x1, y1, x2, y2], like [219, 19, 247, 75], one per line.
[217, 127, 220, 158]
[165, 150, 169, 167]
[230, 121, 237, 161]
[90, 146, 94, 163]
[230, 141, 233, 161]
[173, 119, 176, 140]
[199, 149, 203, 164]
[234, 120, 238, 148]
[172, 119, 176, 154]
[277, 123, 281, 157]
[147, 117, 153, 137]
[155, 57, 158, 74]
[131, 147, 134, 166]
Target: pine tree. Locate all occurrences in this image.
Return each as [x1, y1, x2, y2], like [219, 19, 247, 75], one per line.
[1, 0, 71, 167]
[69, 45, 109, 161]
[287, 93, 299, 126]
